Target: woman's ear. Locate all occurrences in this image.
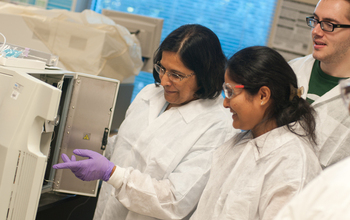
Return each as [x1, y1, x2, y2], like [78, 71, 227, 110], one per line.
[259, 86, 271, 106]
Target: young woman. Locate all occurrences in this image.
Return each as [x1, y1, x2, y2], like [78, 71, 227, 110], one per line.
[190, 46, 322, 220]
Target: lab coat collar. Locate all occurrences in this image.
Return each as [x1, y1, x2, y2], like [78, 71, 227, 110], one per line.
[294, 54, 314, 100]
[250, 125, 298, 161]
[309, 58, 342, 106]
[139, 84, 223, 123]
[140, 84, 167, 122]
[312, 84, 341, 107]
[293, 55, 342, 106]
[174, 96, 222, 124]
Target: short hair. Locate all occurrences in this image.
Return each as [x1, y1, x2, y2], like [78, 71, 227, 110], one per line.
[226, 46, 316, 144]
[153, 24, 226, 99]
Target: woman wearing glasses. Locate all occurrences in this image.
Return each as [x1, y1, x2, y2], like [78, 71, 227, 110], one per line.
[53, 24, 236, 220]
[190, 46, 322, 220]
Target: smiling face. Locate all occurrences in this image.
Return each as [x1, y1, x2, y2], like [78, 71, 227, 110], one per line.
[312, 0, 350, 64]
[223, 71, 271, 136]
[159, 51, 199, 108]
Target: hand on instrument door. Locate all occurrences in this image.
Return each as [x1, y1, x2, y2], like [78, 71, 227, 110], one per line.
[52, 149, 115, 182]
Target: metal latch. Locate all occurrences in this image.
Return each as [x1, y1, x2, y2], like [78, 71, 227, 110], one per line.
[101, 128, 109, 150]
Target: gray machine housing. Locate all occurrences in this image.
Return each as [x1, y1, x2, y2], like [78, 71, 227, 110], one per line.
[5, 67, 120, 197]
[39, 71, 119, 197]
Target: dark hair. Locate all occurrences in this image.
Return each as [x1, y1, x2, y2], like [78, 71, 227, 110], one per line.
[153, 24, 226, 99]
[226, 46, 316, 144]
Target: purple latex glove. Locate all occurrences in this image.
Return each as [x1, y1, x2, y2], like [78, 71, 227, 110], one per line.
[52, 149, 115, 182]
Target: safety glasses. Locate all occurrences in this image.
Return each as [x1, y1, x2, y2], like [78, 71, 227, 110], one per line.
[154, 63, 195, 82]
[222, 83, 246, 99]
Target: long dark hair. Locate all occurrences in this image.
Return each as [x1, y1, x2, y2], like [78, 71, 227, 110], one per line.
[153, 24, 226, 99]
[226, 46, 316, 144]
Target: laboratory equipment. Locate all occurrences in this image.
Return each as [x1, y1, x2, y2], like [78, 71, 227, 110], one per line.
[0, 65, 120, 220]
[25, 68, 120, 197]
[102, 9, 164, 73]
[0, 66, 61, 220]
[44, 72, 119, 196]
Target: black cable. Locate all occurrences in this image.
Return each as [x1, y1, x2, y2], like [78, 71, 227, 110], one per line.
[66, 196, 91, 220]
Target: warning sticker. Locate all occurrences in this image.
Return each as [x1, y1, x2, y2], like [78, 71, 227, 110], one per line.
[83, 133, 91, 140]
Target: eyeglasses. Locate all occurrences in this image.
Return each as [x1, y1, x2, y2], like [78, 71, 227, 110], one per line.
[340, 78, 350, 108]
[154, 63, 195, 82]
[222, 83, 246, 99]
[306, 16, 350, 32]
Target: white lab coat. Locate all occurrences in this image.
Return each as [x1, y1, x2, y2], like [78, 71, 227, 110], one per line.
[93, 84, 237, 220]
[190, 125, 322, 220]
[289, 55, 350, 168]
[274, 156, 350, 220]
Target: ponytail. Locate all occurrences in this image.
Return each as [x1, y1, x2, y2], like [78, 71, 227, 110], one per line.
[276, 94, 317, 145]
